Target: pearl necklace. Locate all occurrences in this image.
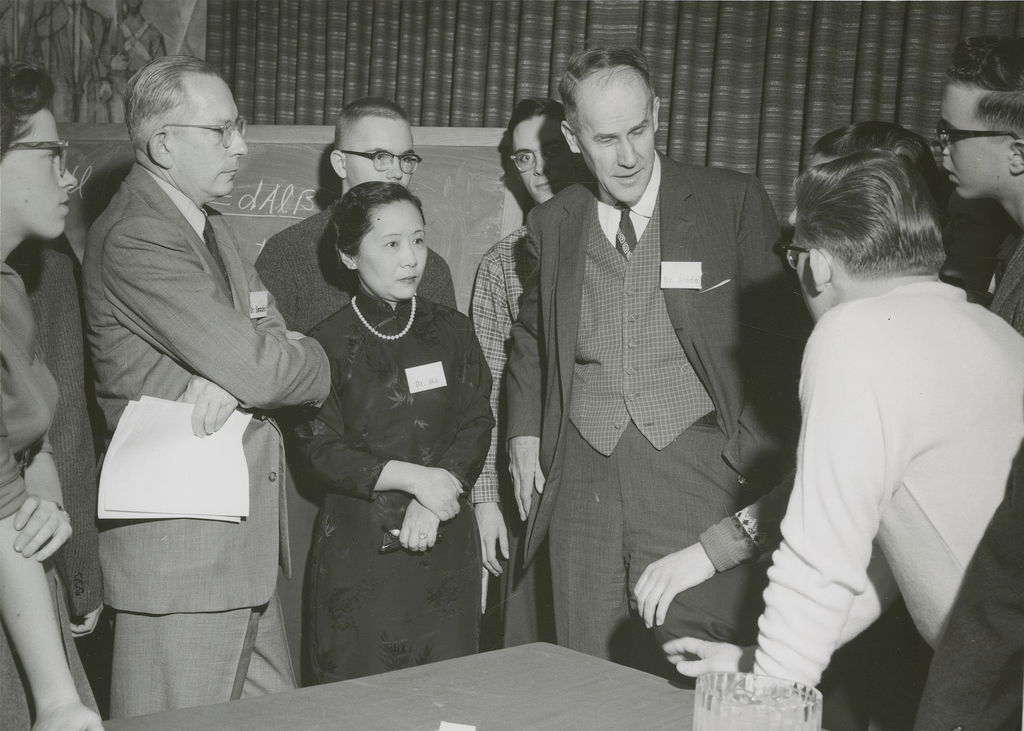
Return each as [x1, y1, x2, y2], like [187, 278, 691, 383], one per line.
[351, 295, 416, 341]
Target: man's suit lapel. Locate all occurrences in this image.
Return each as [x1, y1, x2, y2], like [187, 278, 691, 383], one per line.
[207, 213, 248, 312]
[659, 156, 735, 352]
[130, 166, 242, 312]
[554, 196, 589, 408]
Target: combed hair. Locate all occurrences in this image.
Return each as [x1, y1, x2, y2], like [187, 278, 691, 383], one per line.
[334, 97, 411, 151]
[812, 121, 950, 210]
[558, 46, 654, 129]
[947, 36, 1024, 135]
[124, 55, 221, 149]
[794, 150, 945, 279]
[1, 61, 55, 156]
[325, 181, 424, 261]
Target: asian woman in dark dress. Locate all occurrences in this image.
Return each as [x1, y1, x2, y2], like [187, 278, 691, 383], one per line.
[296, 182, 494, 683]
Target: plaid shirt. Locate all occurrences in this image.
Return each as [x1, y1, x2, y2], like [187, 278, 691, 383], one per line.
[468, 226, 534, 503]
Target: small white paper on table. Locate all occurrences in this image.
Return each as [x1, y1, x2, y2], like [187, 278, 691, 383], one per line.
[98, 396, 251, 522]
[438, 723, 476, 731]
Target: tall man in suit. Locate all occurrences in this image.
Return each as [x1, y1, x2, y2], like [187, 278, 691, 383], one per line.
[256, 97, 456, 334]
[83, 56, 330, 717]
[507, 47, 800, 664]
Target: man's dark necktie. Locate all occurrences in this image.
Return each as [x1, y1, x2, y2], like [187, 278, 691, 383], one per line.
[615, 203, 637, 261]
[202, 212, 231, 290]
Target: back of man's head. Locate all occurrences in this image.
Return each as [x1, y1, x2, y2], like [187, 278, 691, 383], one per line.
[334, 97, 411, 150]
[124, 55, 221, 150]
[794, 150, 945, 279]
[558, 46, 654, 129]
[947, 36, 1024, 136]
[812, 121, 948, 208]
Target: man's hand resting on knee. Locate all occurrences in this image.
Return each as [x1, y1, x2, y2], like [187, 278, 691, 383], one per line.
[633, 542, 716, 628]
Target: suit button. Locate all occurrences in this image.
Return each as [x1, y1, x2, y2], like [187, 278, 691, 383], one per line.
[75, 587, 84, 596]
[625, 366, 635, 375]
[268, 471, 277, 482]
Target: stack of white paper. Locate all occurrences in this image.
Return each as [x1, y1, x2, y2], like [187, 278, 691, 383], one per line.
[98, 396, 252, 522]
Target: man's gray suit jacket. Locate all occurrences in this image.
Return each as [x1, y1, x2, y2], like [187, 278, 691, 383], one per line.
[83, 164, 330, 614]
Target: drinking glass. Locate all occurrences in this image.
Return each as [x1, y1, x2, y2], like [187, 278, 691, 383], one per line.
[692, 672, 822, 731]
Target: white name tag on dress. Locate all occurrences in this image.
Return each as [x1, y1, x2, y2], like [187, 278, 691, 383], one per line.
[661, 261, 702, 289]
[249, 290, 269, 319]
[406, 361, 447, 393]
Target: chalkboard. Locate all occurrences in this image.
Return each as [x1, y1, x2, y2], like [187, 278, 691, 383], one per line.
[62, 124, 523, 313]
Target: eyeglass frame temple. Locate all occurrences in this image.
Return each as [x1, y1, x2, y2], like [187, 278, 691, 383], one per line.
[6, 139, 70, 174]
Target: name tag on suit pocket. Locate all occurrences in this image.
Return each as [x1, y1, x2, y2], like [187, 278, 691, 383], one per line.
[661, 261, 702, 289]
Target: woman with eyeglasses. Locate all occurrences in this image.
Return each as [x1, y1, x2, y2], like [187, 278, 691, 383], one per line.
[295, 181, 493, 683]
[0, 62, 102, 731]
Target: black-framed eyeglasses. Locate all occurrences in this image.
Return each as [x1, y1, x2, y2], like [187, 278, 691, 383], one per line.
[340, 149, 422, 175]
[164, 117, 247, 148]
[935, 122, 1020, 149]
[6, 139, 69, 175]
[510, 141, 570, 173]
[781, 243, 811, 270]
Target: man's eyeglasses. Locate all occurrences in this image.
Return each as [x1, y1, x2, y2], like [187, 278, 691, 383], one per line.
[510, 141, 570, 173]
[164, 117, 247, 148]
[935, 122, 1020, 149]
[339, 149, 422, 175]
[7, 139, 69, 175]
[781, 243, 811, 270]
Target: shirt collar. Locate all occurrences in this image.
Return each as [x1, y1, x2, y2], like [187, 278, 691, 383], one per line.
[144, 168, 207, 239]
[629, 154, 661, 219]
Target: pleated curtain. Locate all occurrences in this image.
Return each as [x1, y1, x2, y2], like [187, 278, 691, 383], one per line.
[206, 0, 1024, 211]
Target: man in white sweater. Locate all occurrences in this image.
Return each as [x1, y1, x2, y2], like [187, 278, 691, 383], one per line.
[664, 150, 1024, 689]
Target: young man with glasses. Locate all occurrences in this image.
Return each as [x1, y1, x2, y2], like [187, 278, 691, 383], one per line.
[914, 36, 1024, 730]
[256, 97, 456, 335]
[83, 55, 330, 717]
[469, 98, 579, 648]
[938, 36, 1024, 337]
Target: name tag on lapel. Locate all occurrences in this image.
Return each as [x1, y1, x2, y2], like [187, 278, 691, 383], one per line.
[249, 291, 268, 319]
[406, 362, 447, 393]
[661, 262, 702, 289]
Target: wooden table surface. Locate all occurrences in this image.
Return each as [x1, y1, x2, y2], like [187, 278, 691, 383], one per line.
[102, 642, 696, 730]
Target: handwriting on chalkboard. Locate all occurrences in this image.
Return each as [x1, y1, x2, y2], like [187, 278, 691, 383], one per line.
[208, 180, 318, 220]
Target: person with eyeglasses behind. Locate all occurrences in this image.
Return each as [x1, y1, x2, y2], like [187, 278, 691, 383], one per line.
[937, 36, 1024, 337]
[0, 60, 102, 731]
[256, 97, 457, 336]
[82, 55, 331, 717]
[912, 36, 1024, 731]
[468, 98, 582, 649]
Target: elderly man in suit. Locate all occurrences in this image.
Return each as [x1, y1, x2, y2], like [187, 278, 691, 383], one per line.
[256, 96, 456, 335]
[83, 56, 330, 717]
[507, 47, 801, 666]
